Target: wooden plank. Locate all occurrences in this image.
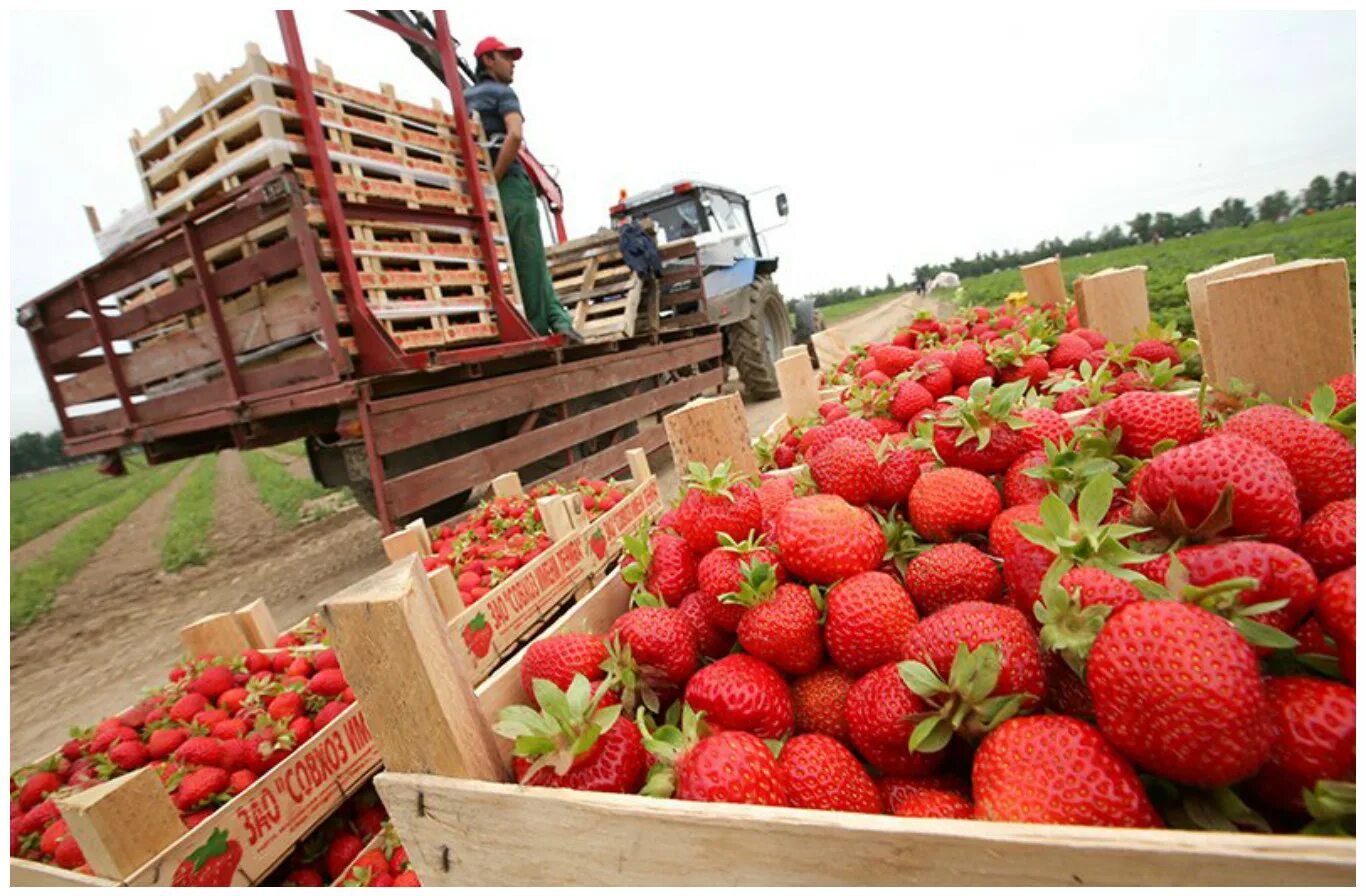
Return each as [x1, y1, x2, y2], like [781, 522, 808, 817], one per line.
[383, 518, 433, 561]
[1184, 254, 1276, 383]
[663, 393, 761, 480]
[1019, 256, 1067, 305]
[233, 597, 280, 649]
[321, 556, 505, 781]
[426, 566, 462, 620]
[8, 858, 115, 886]
[55, 769, 186, 881]
[489, 472, 522, 498]
[180, 611, 252, 658]
[1202, 258, 1354, 401]
[1074, 266, 1150, 343]
[774, 351, 820, 421]
[374, 774, 1354, 886]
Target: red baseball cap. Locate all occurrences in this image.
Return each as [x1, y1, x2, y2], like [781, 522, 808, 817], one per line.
[473, 37, 522, 60]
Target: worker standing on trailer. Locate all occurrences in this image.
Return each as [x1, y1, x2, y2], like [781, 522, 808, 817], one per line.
[466, 37, 581, 342]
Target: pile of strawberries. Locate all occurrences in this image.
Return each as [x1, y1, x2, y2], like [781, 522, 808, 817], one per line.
[266, 786, 419, 886]
[10, 647, 355, 874]
[494, 297, 1355, 836]
[424, 478, 627, 608]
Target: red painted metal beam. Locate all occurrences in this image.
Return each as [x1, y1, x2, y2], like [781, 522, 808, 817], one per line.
[347, 11, 436, 48]
[76, 277, 137, 431]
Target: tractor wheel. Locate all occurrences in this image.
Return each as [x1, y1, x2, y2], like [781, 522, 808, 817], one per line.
[727, 278, 790, 400]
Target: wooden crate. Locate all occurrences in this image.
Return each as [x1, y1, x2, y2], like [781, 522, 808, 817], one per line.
[377, 449, 662, 682]
[317, 565, 1355, 886]
[547, 229, 643, 340]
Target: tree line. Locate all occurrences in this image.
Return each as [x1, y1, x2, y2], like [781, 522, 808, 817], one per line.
[886, 171, 1353, 289]
[11, 431, 70, 476]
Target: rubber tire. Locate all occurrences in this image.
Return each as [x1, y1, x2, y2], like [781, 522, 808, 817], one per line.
[728, 279, 790, 400]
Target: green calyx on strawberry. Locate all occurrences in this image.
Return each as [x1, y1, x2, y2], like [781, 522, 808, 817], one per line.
[1144, 777, 1271, 833]
[938, 377, 1033, 450]
[898, 642, 1029, 753]
[620, 521, 656, 589]
[1021, 432, 1125, 505]
[1135, 553, 1298, 651]
[1032, 571, 1113, 680]
[719, 560, 826, 618]
[493, 675, 621, 783]
[1015, 475, 1154, 584]
[639, 703, 708, 798]
[842, 380, 890, 418]
[599, 633, 662, 714]
[1304, 384, 1356, 442]
[1048, 359, 1114, 407]
[987, 338, 1048, 371]
[873, 506, 924, 575]
[680, 460, 746, 501]
[1302, 780, 1355, 837]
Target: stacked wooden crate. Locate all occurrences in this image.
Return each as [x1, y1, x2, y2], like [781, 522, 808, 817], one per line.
[123, 43, 520, 353]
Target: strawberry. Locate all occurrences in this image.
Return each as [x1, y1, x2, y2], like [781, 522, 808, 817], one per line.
[108, 739, 149, 772]
[307, 668, 347, 699]
[89, 724, 138, 754]
[777, 734, 881, 813]
[1298, 499, 1355, 577]
[170, 692, 209, 723]
[1315, 567, 1355, 683]
[726, 568, 824, 676]
[1070, 327, 1107, 350]
[772, 495, 885, 585]
[907, 467, 1001, 542]
[188, 664, 235, 701]
[683, 654, 794, 738]
[845, 663, 946, 777]
[914, 359, 957, 398]
[314, 699, 349, 731]
[288, 716, 314, 745]
[677, 590, 736, 659]
[975, 714, 1161, 827]
[520, 633, 610, 706]
[39, 818, 68, 856]
[394, 870, 422, 886]
[869, 441, 924, 510]
[314, 648, 340, 671]
[1087, 600, 1273, 787]
[1222, 403, 1354, 514]
[284, 868, 324, 887]
[903, 542, 1002, 615]
[53, 833, 86, 870]
[603, 607, 699, 713]
[268, 690, 305, 722]
[174, 766, 231, 811]
[1048, 333, 1092, 370]
[227, 769, 257, 795]
[950, 341, 993, 386]
[1093, 391, 1202, 458]
[756, 475, 797, 536]
[1133, 434, 1301, 545]
[869, 343, 919, 377]
[500, 677, 648, 795]
[889, 379, 935, 422]
[1247, 676, 1355, 814]
[823, 571, 919, 676]
[878, 774, 971, 814]
[809, 436, 879, 505]
[147, 727, 190, 761]
[622, 528, 697, 607]
[894, 789, 974, 819]
[1128, 338, 1180, 367]
[325, 831, 365, 881]
[791, 666, 854, 741]
[655, 722, 789, 807]
[674, 461, 763, 554]
[931, 378, 1032, 474]
[17, 771, 61, 811]
[14, 799, 60, 836]
[175, 736, 226, 769]
[799, 416, 882, 460]
[696, 536, 784, 631]
[1303, 373, 1354, 415]
[1013, 406, 1072, 455]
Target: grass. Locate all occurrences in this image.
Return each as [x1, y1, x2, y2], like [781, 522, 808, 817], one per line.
[10, 454, 151, 550]
[954, 207, 1356, 331]
[11, 460, 188, 630]
[816, 289, 907, 325]
[241, 450, 338, 529]
[273, 439, 308, 458]
[161, 457, 219, 572]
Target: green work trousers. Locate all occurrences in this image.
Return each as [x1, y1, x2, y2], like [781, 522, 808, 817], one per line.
[498, 167, 574, 336]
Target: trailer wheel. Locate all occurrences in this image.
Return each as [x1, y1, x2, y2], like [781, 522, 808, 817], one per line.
[727, 277, 790, 400]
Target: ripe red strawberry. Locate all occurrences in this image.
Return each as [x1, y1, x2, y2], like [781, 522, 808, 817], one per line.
[89, 724, 138, 754]
[174, 766, 231, 811]
[1316, 567, 1355, 683]
[730, 574, 824, 676]
[1048, 333, 1092, 370]
[53, 834, 86, 870]
[307, 668, 347, 698]
[14, 799, 61, 836]
[109, 739, 149, 772]
[1134, 434, 1301, 544]
[326, 831, 365, 881]
[604, 607, 699, 712]
[394, 870, 421, 886]
[188, 664, 235, 701]
[1247, 676, 1355, 813]
[1087, 600, 1273, 787]
[1298, 499, 1355, 577]
[974, 715, 1162, 827]
[869, 442, 924, 510]
[931, 379, 1031, 475]
[889, 379, 934, 422]
[903, 542, 1002, 616]
[1128, 338, 1180, 367]
[622, 530, 697, 607]
[1093, 391, 1202, 457]
[914, 360, 956, 398]
[284, 868, 325, 887]
[674, 462, 763, 554]
[1222, 404, 1354, 515]
[696, 537, 784, 631]
[175, 736, 226, 770]
[799, 415, 882, 460]
[268, 690, 305, 722]
[511, 713, 648, 795]
[870, 343, 919, 376]
[791, 666, 854, 741]
[170, 692, 209, 723]
[227, 769, 257, 795]
[677, 590, 736, 658]
[39, 818, 68, 856]
[894, 789, 974, 819]
[823, 571, 919, 676]
[1013, 406, 1072, 455]
[908, 467, 1001, 542]
[520, 633, 609, 706]
[145, 727, 189, 761]
[844, 664, 945, 777]
[809, 436, 879, 505]
[17, 771, 61, 811]
[756, 475, 797, 536]
[777, 734, 881, 813]
[772, 495, 885, 585]
[1002, 449, 1052, 507]
[684, 654, 794, 738]
[673, 730, 789, 806]
[877, 773, 970, 814]
[1303, 373, 1354, 415]
[950, 341, 993, 386]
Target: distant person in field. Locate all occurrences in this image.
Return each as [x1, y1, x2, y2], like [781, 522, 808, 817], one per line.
[465, 38, 581, 342]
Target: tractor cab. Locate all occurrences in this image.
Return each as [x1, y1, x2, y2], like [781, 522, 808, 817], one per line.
[610, 180, 783, 275]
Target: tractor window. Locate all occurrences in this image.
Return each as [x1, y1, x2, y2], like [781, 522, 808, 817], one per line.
[641, 200, 702, 242]
[701, 191, 759, 255]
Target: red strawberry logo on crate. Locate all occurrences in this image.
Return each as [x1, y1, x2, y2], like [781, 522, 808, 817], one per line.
[590, 527, 607, 560]
[463, 614, 493, 658]
[172, 828, 242, 886]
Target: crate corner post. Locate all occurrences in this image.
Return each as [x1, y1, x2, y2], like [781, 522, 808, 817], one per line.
[1019, 256, 1067, 305]
[663, 393, 761, 480]
[180, 611, 252, 658]
[55, 767, 184, 882]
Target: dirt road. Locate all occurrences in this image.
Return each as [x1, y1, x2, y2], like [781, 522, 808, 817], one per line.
[8, 292, 941, 764]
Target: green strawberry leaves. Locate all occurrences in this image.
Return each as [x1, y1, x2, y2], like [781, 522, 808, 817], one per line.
[897, 643, 1030, 753]
[494, 675, 621, 781]
[1303, 780, 1356, 836]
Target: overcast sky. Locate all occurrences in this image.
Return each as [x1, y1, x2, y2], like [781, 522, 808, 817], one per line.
[6, 7, 1357, 434]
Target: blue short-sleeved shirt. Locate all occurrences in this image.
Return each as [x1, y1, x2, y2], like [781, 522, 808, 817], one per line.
[464, 76, 525, 175]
